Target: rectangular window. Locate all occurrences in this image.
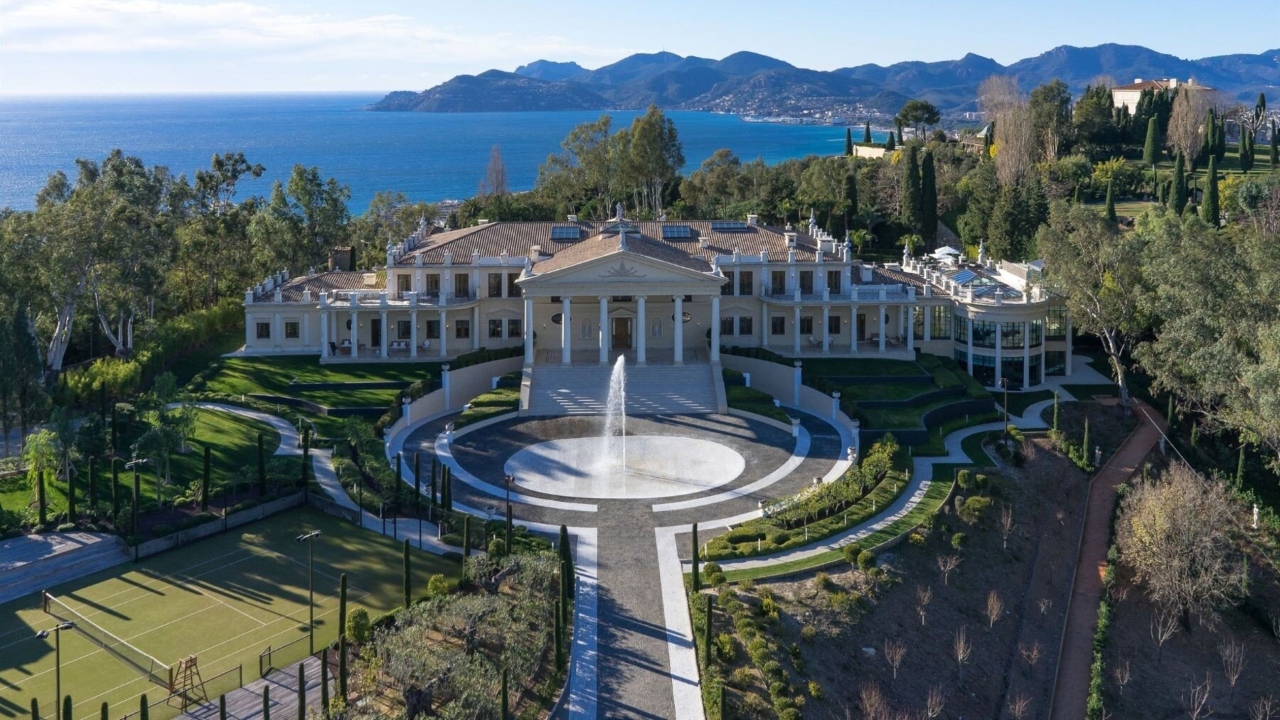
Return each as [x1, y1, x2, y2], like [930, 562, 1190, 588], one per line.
[488, 273, 503, 298]
[972, 320, 997, 348]
[454, 274, 470, 299]
[799, 271, 814, 295]
[397, 274, 411, 294]
[771, 316, 786, 336]
[397, 320, 411, 339]
[738, 271, 754, 296]
[284, 321, 300, 339]
[721, 274, 734, 295]
[1028, 320, 1043, 347]
[507, 273, 520, 298]
[424, 274, 440, 296]
[827, 270, 842, 294]
[611, 296, 632, 303]
[550, 296, 562, 304]
[931, 306, 952, 340]
[256, 322, 271, 339]
[1002, 322, 1023, 349]
[507, 319, 522, 339]
[954, 348, 968, 371]
[720, 317, 736, 337]
[738, 316, 753, 337]
[799, 316, 814, 335]
[1045, 350, 1066, 376]
[1001, 357, 1025, 389]
[953, 314, 969, 343]
[455, 319, 470, 339]
[1029, 353, 1043, 386]
[913, 308, 925, 340]
[771, 270, 786, 295]
[1045, 305, 1066, 340]
[827, 314, 840, 336]
[971, 353, 996, 387]
[488, 319, 503, 338]
[426, 320, 440, 339]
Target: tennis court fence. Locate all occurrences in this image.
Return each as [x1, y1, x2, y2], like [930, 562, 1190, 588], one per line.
[43, 591, 173, 692]
[258, 634, 311, 678]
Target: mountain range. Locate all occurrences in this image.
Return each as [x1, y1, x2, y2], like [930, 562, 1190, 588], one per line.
[369, 44, 1280, 115]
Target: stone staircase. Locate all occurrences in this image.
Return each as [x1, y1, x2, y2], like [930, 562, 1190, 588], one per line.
[0, 532, 131, 605]
[526, 363, 721, 416]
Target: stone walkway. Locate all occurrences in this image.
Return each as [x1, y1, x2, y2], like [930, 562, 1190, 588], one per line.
[1048, 402, 1164, 720]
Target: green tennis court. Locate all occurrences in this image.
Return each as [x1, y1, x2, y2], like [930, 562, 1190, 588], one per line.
[0, 509, 457, 720]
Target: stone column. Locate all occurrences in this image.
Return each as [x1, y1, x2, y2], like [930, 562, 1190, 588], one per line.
[380, 309, 389, 358]
[637, 296, 647, 365]
[850, 305, 858, 353]
[967, 314, 974, 372]
[673, 295, 684, 364]
[878, 305, 886, 354]
[319, 311, 328, 357]
[410, 310, 419, 359]
[790, 306, 801, 355]
[438, 309, 448, 359]
[907, 306, 916, 353]
[523, 297, 534, 366]
[923, 304, 931, 341]
[1023, 320, 1031, 389]
[821, 305, 830, 354]
[995, 322, 1003, 387]
[303, 314, 310, 348]
[245, 312, 254, 349]
[710, 295, 721, 362]
[1040, 319, 1048, 383]
[471, 305, 480, 351]
[561, 297, 572, 366]
[273, 312, 281, 350]
[350, 310, 359, 358]
[598, 296, 609, 365]
[761, 299, 770, 349]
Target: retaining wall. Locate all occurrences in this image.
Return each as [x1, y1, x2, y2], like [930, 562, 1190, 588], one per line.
[385, 357, 524, 438]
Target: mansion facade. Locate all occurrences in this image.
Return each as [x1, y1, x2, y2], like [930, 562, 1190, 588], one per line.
[241, 213, 1073, 390]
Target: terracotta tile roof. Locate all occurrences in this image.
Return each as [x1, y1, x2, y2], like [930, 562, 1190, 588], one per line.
[396, 220, 835, 270]
[274, 271, 372, 302]
[873, 266, 924, 289]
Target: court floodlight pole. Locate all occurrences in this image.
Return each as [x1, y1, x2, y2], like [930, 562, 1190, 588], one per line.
[37, 622, 73, 720]
[296, 531, 323, 654]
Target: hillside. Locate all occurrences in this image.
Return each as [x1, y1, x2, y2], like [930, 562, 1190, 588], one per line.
[371, 44, 1280, 115]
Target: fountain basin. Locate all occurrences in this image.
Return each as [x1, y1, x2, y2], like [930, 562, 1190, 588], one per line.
[504, 436, 746, 500]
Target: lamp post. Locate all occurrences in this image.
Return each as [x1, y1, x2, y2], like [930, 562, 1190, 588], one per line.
[999, 377, 1010, 447]
[296, 530, 322, 653]
[37, 622, 74, 720]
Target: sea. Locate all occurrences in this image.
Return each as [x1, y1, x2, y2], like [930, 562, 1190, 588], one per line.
[0, 93, 880, 213]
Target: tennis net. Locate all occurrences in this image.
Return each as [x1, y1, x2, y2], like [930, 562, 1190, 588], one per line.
[43, 591, 173, 691]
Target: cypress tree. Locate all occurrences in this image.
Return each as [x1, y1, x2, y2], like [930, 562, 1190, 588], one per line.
[319, 662, 329, 719]
[1104, 177, 1117, 223]
[1172, 153, 1188, 215]
[1072, 184, 1081, 204]
[63, 696, 71, 720]
[296, 664, 305, 720]
[299, 427, 310, 489]
[863, 121, 872, 144]
[691, 523, 700, 592]
[554, 597, 564, 670]
[920, 150, 938, 246]
[501, 668, 509, 719]
[1240, 131, 1253, 172]
[100, 702, 108, 720]
[338, 574, 347, 639]
[111, 459, 119, 520]
[201, 446, 210, 512]
[1142, 116, 1161, 168]
[1201, 155, 1220, 227]
[139, 695, 148, 720]
[884, 131, 896, 151]
[1082, 418, 1091, 464]
[402, 539, 411, 609]
[843, 171, 858, 222]
[131, 468, 140, 537]
[504, 503, 512, 554]
[30, 698, 37, 720]
[1215, 117, 1226, 162]
[844, 127, 853, 156]
[560, 558, 571, 628]
[703, 595, 714, 666]
[110, 405, 117, 456]
[257, 433, 266, 496]
[219, 696, 226, 720]
[430, 456, 438, 505]
[901, 145, 922, 231]
[558, 524, 573, 579]
[1236, 444, 1246, 488]
[88, 456, 97, 512]
[66, 462, 75, 524]
[1202, 108, 1215, 162]
[1270, 121, 1278, 168]
[261, 687, 269, 720]
[1052, 392, 1059, 432]
[338, 636, 347, 703]
[462, 515, 471, 559]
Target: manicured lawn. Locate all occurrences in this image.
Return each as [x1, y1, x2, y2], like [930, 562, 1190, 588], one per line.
[0, 508, 458, 720]
[795, 357, 925, 377]
[1062, 384, 1119, 400]
[454, 387, 521, 428]
[292, 388, 403, 408]
[860, 396, 984, 429]
[1001, 389, 1056, 418]
[725, 385, 791, 424]
[205, 357, 438, 400]
[840, 382, 936, 402]
[910, 412, 1002, 457]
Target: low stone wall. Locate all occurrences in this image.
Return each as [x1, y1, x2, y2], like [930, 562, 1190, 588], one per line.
[134, 492, 306, 559]
[385, 357, 524, 438]
[860, 398, 995, 445]
[722, 354, 858, 452]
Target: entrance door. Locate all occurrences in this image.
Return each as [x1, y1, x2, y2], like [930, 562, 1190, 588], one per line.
[370, 319, 382, 349]
[611, 317, 633, 351]
[857, 314, 867, 341]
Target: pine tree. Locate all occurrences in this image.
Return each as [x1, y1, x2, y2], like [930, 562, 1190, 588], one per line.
[296, 664, 305, 720]
[691, 523, 700, 592]
[844, 127, 853, 156]
[201, 446, 210, 511]
[901, 145, 922, 230]
[920, 150, 938, 246]
[1172, 153, 1188, 215]
[1201, 155, 1220, 227]
[257, 433, 266, 496]
[1104, 177, 1117, 223]
[402, 539, 411, 609]
[1142, 116, 1161, 167]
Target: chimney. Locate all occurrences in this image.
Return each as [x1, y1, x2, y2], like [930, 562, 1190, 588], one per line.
[329, 247, 353, 272]
[699, 237, 709, 249]
[1134, 78, 1143, 84]
[784, 232, 798, 248]
[746, 214, 759, 226]
[529, 245, 542, 262]
[477, 218, 490, 225]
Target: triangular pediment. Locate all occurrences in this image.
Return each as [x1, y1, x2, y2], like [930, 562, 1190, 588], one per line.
[519, 248, 724, 295]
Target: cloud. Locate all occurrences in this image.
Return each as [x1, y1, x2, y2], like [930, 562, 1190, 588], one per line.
[0, 0, 628, 68]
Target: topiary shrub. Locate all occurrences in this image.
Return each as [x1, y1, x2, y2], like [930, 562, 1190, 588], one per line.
[841, 542, 863, 564]
[487, 538, 506, 557]
[345, 608, 371, 644]
[426, 574, 450, 598]
[960, 496, 992, 524]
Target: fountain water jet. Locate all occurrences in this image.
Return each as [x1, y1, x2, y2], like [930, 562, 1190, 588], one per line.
[601, 355, 627, 479]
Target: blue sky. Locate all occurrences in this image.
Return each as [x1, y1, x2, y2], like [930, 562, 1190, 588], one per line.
[1, 0, 1276, 95]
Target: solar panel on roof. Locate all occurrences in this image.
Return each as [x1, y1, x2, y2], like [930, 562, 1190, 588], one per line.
[662, 225, 693, 239]
[549, 226, 581, 240]
[710, 221, 748, 232]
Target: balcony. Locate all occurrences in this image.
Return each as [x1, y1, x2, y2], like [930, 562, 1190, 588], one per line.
[324, 289, 477, 308]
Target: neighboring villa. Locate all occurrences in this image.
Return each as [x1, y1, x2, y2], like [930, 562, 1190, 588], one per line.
[1111, 77, 1214, 113]
[242, 211, 1073, 390]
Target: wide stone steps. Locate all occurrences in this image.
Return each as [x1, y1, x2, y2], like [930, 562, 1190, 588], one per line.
[0, 533, 131, 605]
[527, 363, 719, 416]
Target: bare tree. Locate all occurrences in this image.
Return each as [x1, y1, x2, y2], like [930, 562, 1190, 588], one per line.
[925, 685, 945, 719]
[1150, 608, 1180, 663]
[937, 555, 961, 586]
[1020, 642, 1042, 672]
[1000, 504, 1014, 550]
[916, 585, 933, 626]
[953, 626, 972, 684]
[884, 638, 907, 680]
[978, 75, 1020, 121]
[859, 681, 887, 720]
[1183, 673, 1213, 720]
[1038, 598, 1052, 616]
[1250, 695, 1276, 720]
[1220, 639, 1247, 701]
[479, 145, 509, 197]
[1008, 692, 1031, 720]
[985, 590, 1005, 629]
[977, 74, 1034, 187]
[1112, 659, 1130, 696]
[1167, 89, 1210, 167]
[1117, 463, 1245, 625]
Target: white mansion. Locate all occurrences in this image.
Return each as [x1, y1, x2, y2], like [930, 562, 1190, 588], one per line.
[242, 212, 1073, 390]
